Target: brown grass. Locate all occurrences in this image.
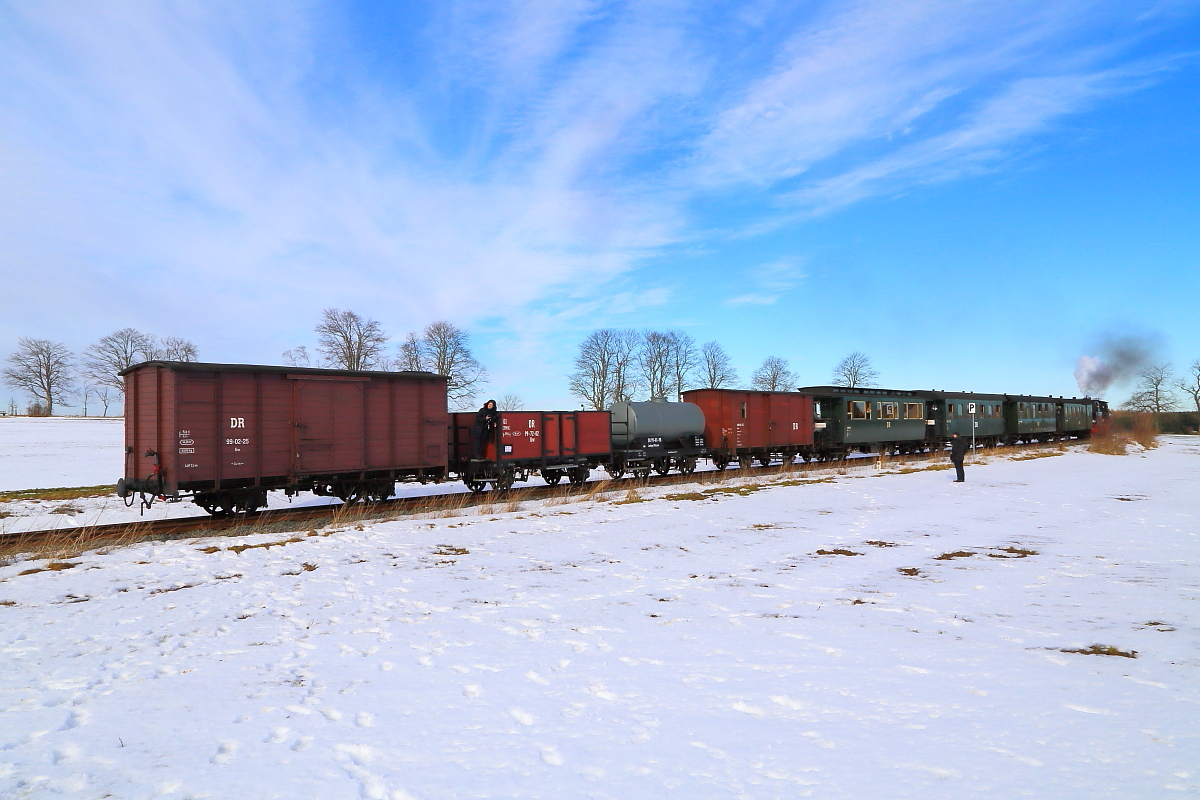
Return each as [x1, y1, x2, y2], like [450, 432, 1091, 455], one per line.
[0, 520, 153, 564]
[815, 548, 861, 556]
[1057, 644, 1137, 658]
[934, 550, 975, 560]
[0, 485, 115, 503]
[1091, 413, 1160, 455]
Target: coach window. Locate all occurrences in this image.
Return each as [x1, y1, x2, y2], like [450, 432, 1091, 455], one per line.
[903, 402, 923, 419]
[878, 402, 898, 420]
[849, 401, 869, 420]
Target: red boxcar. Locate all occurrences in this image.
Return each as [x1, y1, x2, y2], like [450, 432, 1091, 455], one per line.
[682, 389, 815, 468]
[449, 410, 611, 490]
[119, 362, 448, 514]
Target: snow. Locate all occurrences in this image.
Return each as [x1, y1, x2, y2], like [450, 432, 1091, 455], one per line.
[1, 437, 1197, 798]
[0, 417, 124, 491]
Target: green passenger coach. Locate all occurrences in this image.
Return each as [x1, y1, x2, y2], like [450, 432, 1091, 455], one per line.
[800, 386, 932, 456]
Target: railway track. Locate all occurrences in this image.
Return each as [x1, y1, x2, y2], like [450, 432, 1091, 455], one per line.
[0, 441, 1068, 555]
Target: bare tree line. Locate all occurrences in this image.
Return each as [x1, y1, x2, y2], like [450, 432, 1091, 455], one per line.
[283, 309, 488, 410]
[1122, 361, 1200, 414]
[566, 330, 893, 407]
[2, 328, 198, 416]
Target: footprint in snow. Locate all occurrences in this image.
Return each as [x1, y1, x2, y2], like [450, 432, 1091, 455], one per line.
[356, 712, 374, 727]
[59, 710, 88, 731]
[509, 709, 535, 726]
[265, 727, 289, 744]
[540, 746, 563, 765]
[211, 740, 238, 764]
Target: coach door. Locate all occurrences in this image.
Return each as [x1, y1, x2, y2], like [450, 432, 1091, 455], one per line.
[293, 378, 367, 474]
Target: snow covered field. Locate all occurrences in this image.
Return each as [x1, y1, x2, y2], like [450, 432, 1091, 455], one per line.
[0, 417, 124, 491]
[1, 437, 1197, 798]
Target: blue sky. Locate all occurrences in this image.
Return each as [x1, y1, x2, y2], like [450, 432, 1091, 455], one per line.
[2, 0, 1198, 410]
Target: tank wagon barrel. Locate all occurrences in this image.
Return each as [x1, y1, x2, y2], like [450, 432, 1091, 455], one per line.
[606, 399, 706, 479]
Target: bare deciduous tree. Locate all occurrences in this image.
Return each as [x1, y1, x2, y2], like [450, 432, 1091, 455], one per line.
[609, 329, 641, 404]
[3, 338, 75, 415]
[151, 336, 199, 362]
[419, 321, 488, 409]
[640, 331, 674, 399]
[700, 341, 738, 389]
[569, 330, 618, 410]
[831, 351, 879, 388]
[751, 355, 797, 392]
[282, 346, 316, 367]
[94, 385, 115, 417]
[82, 328, 154, 390]
[568, 328, 641, 409]
[395, 333, 425, 371]
[315, 308, 389, 371]
[1177, 359, 1200, 414]
[666, 330, 699, 400]
[497, 393, 523, 410]
[1123, 363, 1179, 412]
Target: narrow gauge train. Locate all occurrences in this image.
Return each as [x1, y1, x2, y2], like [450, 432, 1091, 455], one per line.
[115, 361, 1107, 515]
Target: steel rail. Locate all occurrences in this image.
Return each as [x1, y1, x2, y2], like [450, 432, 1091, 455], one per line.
[0, 441, 1066, 554]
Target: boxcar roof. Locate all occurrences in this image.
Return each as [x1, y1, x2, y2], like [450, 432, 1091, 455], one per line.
[120, 360, 448, 381]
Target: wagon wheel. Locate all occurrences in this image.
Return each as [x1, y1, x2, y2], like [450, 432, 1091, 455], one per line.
[758, 454, 772, 468]
[200, 500, 227, 517]
[492, 470, 515, 492]
[542, 470, 563, 486]
[679, 458, 696, 476]
[335, 484, 363, 504]
[466, 480, 487, 493]
[653, 459, 671, 476]
[605, 465, 626, 480]
[712, 456, 728, 470]
[567, 467, 588, 486]
[633, 466, 652, 480]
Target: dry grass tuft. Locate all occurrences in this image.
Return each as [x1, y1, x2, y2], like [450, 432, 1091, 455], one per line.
[228, 537, 303, 555]
[18, 560, 78, 576]
[815, 548, 861, 556]
[663, 491, 706, 502]
[615, 488, 648, 505]
[1057, 644, 1137, 658]
[989, 546, 1038, 558]
[897, 567, 922, 577]
[934, 550, 975, 560]
[1091, 413, 1160, 455]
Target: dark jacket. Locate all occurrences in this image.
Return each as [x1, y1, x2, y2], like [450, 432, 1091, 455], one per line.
[473, 401, 499, 437]
[950, 436, 969, 462]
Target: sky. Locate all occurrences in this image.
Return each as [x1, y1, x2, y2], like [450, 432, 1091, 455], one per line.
[1, 0, 1198, 411]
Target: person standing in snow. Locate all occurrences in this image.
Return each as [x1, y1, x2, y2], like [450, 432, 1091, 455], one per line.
[472, 399, 500, 459]
[950, 432, 969, 482]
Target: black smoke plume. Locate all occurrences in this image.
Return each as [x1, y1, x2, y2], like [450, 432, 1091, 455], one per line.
[1074, 332, 1160, 397]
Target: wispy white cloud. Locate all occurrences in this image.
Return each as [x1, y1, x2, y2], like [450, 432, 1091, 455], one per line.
[0, 0, 1190, 376]
[726, 258, 804, 305]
